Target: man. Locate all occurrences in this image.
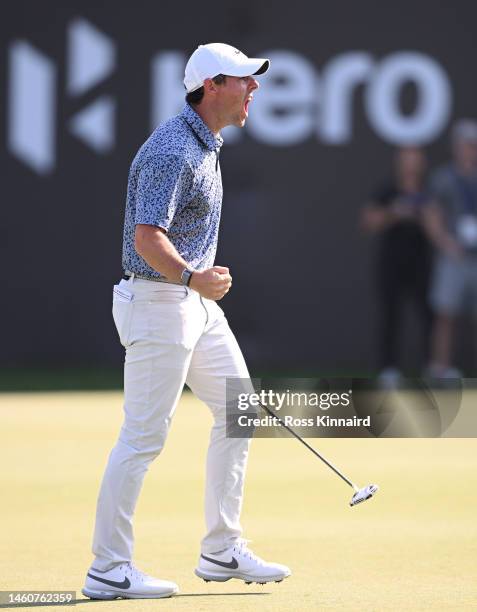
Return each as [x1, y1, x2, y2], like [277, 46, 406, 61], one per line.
[82, 43, 290, 601]
[425, 119, 477, 377]
[361, 146, 433, 385]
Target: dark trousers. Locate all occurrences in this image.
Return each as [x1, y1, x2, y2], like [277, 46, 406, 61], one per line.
[377, 255, 433, 371]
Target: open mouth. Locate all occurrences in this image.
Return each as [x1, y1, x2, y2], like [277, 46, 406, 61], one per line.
[244, 96, 252, 116]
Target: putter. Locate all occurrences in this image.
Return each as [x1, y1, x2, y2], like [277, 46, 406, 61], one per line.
[258, 402, 379, 507]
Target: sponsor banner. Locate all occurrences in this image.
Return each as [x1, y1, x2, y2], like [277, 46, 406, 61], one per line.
[2, 2, 477, 371]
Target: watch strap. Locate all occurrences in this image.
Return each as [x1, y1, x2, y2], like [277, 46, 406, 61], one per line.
[181, 268, 193, 286]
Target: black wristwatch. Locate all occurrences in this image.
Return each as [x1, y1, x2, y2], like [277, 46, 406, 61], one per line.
[181, 269, 193, 286]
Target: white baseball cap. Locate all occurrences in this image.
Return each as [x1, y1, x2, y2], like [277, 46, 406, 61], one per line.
[184, 43, 270, 93]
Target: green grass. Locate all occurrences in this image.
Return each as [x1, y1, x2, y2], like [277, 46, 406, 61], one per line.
[0, 367, 124, 392]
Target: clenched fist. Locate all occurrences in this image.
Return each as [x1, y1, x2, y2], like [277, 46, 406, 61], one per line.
[189, 266, 232, 301]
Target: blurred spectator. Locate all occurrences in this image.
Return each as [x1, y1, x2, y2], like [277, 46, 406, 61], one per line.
[424, 119, 477, 377]
[362, 147, 433, 384]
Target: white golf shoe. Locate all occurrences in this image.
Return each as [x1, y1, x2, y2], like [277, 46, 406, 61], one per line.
[82, 562, 179, 600]
[195, 539, 291, 584]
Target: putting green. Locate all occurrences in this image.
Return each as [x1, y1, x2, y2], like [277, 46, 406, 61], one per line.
[1, 391, 476, 611]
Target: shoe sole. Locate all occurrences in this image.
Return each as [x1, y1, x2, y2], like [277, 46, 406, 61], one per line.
[194, 568, 290, 585]
[82, 587, 178, 600]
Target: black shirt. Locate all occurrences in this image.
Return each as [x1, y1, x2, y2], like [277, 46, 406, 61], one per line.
[372, 180, 431, 266]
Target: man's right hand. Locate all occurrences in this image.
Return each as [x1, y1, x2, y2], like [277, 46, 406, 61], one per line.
[189, 266, 232, 300]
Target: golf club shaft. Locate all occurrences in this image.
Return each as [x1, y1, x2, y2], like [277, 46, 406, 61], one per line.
[259, 402, 355, 489]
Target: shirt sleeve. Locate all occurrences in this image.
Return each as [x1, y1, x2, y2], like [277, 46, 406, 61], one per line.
[135, 155, 193, 231]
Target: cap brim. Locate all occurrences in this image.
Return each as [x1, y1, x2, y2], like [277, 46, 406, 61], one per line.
[253, 59, 270, 75]
[223, 58, 270, 78]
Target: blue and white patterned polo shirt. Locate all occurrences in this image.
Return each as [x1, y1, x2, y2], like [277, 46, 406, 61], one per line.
[122, 103, 224, 280]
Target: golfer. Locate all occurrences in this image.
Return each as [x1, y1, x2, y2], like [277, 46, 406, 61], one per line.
[82, 43, 290, 600]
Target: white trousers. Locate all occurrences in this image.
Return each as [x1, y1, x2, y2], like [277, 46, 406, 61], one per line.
[91, 276, 251, 571]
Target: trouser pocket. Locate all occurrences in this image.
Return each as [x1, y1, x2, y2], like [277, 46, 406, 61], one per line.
[112, 286, 134, 347]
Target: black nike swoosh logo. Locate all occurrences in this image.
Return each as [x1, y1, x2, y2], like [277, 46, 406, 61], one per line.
[201, 554, 239, 569]
[87, 573, 131, 589]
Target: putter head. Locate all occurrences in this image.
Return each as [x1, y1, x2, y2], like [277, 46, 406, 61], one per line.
[350, 484, 379, 507]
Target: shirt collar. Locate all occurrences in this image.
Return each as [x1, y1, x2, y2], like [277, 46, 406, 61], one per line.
[181, 104, 223, 151]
